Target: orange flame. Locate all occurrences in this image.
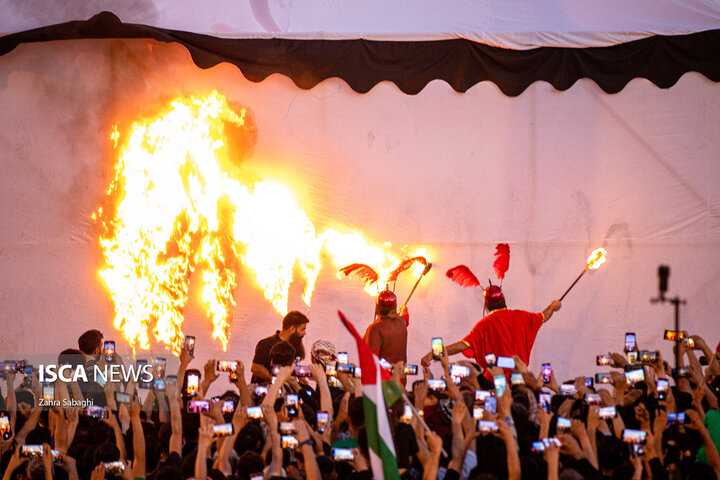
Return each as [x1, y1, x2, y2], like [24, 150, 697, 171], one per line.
[586, 248, 607, 270]
[96, 92, 430, 354]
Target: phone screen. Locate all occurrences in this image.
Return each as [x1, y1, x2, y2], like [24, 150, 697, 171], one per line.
[115, 392, 130, 404]
[473, 405, 484, 420]
[104, 341, 115, 363]
[294, 365, 312, 377]
[154, 357, 167, 378]
[510, 373, 524, 385]
[332, 448, 354, 461]
[213, 423, 234, 437]
[596, 354, 612, 366]
[431, 337, 444, 358]
[185, 336, 195, 356]
[475, 390, 490, 403]
[43, 384, 54, 402]
[401, 405, 413, 424]
[153, 378, 166, 391]
[285, 394, 299, 418]
[0, 415, 11, 440]
[625, 368, 645, 385]
[539, 393, 551, 413]
[599, 406, 617, 419]
[317, 411, 329, 432]
[494, 375, 507, 397]
[657, 379, 669, 400]
[622, 429, 647, 444]
[428, 379, 446, 391]
[217, 360, 238, 372]
[186, 373, 199, 396]
[337, 352, 349, 363]
[595, 372, 612, 384]
[188, 400, 210, 413]
[404, 364, 418, 375]
[485, 353, 496, 368]
[541, 363, 552, 383]
[496, 356, 515, 369]
[625, 333, 636, 351]
[484, 397, 497, 415]
[477, 420, 498, 432]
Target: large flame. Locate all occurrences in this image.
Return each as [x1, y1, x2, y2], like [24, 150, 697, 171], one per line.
[586, 248, 607, 270]
[96, 92, 429, 354]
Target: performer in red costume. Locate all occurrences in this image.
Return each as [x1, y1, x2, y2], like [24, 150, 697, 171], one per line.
[421, 244, 561, 374]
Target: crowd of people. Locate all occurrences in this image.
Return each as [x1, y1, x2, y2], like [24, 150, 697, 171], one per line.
[0, 304, 718, 480]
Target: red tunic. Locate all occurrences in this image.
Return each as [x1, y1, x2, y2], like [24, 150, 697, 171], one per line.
[462, 308, 544, 377]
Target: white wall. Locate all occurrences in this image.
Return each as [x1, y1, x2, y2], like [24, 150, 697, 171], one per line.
[0, 38, 718, 384]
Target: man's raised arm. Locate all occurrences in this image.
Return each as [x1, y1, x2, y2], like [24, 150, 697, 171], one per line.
[542, 300, 562, 323]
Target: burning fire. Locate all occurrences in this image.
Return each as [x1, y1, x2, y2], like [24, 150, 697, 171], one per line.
[586, 248, 607, 270]
[95, 92, 429, 354]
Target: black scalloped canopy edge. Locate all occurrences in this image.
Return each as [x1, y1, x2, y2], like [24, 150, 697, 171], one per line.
[1, 11, 719, 96]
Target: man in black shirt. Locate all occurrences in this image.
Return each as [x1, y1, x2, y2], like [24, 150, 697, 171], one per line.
[250, 311, 309, 383]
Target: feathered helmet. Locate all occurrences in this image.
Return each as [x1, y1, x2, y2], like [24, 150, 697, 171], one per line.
[338, 256, 429, 317]
[446, 243, 510, 311]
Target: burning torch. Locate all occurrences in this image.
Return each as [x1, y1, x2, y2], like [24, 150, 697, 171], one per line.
[559, 248, 607, 301]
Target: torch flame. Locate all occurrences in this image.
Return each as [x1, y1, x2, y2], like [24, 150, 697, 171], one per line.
[586, 248, 607, 270]
[96, 92, 430, 355]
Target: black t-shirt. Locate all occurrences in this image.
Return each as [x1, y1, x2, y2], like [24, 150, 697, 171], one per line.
[251, 331, 282, 383]
[395, 423, 419, 468]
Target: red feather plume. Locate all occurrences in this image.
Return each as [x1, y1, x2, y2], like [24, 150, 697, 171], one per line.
[387, 256, 428, 283]
[493, 243, 510, 281]
[339, 263, 379, 287]
[445, 265, 481, 288]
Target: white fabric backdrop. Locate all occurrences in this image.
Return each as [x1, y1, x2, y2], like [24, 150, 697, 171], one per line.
[1, 0, 720, 49]
[0, 38, 718, 382]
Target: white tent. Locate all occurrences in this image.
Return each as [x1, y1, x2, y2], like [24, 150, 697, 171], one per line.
[0, 1, 718, 381]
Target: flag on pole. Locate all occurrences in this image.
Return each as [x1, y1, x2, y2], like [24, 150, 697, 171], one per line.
[339, 311, 402, 480]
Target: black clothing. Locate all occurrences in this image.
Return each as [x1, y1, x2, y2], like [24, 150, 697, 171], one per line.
[251, 331, 282, 383]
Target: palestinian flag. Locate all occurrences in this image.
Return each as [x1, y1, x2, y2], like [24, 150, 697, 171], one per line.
[339, 311, 402, 480]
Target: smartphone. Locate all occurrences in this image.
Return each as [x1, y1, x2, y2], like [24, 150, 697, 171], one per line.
[0, 414, 12, 440]
[279, 422, 296, 435]
[596, 354, 612, 366]
[42, 384, 54, 403]
[672, 366, 690, 378]
[115, 392, 130, 404]
[475, 390, 491, 403]
[450, 364, 471, 379]
[404, 364, 418, 375]
[657, 378, 669, 400]
[485, 353, 497, 368]
[166, 375, 177, 386]
[247, 407, 262, 420]
[595, 372, 613, 384]
[285, 394, 299, 418]
[354, 366, 362, 378]
[21, 445, 44, 458]
[560, 384, 577, 396]
[336, 362, 355, 375]
[664, 329, 683, 341]
[484, 396, 497, 415]
[625, 333, 637, 351]
[531, 441, 546, 452]
[154, 357, 167, 378]
[222, 400, 235, 413]
[428, 379, 447, 391]
[255, 385, 268, 397]
[186, 372, 200, 396]
[86, 405, 107, 419]
[136, 360, 151, 389]
[104, 461, 125, 475]
[317, 411, 330, 432]
[23, 366, 33, 388]
[667, 412, 686, 426]
[539, 393, 551, 413]
[627, 350, 638, 365]
[337, 352, 349, 364]
[557, 417, 572, 430]
[188, 400, 210, 413]
[541, 363, 552, 383]
[153, 378, 166, 391]
[510, 373, 525, 385]
[477, 420, 498, 433]
[217, 360, 238, 372]
[639, 350, 658, 364]
[103, 341, 115, 363]
[294, 365, 312, 377]
[281, 435, 298, 449]
[431, 337, 444, 359]
[585, 377, 594, 389]
[625, 368, 645, 385]
[599, 406, 617, 419]
[250, 475, 264, 480]
[0, 362, 15, 376]
[622, 429, 647, 444]
[494, 375, 507, 398]
[584, 393, 601, 405]
[496, 356, 515, 369]
[332, 447, 354, 461]
[632, 443, 645, 456]
[213, 423, 234, 437]
[325, 364, 337, 377]
[379, 358, 392, 373]
[473, 405, 484, 420]
[685, 337, 696, 349]
[401, 405, 413, 424]
[184, 335, 196, 356]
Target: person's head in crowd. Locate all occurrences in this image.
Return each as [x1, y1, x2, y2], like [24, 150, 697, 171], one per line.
[375, 288, 398, 317]
[281, 311, 309, 360]
[311, 339, 337, 367]
[77, 329, 103, 357]
[316, 455, 336, 480]
[58, 348, 86, 369]
[269, 341, 296, 368]
[25, 458, 46, 480]
[348, 396, 366, 434]
[235, 451, 264, 479]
